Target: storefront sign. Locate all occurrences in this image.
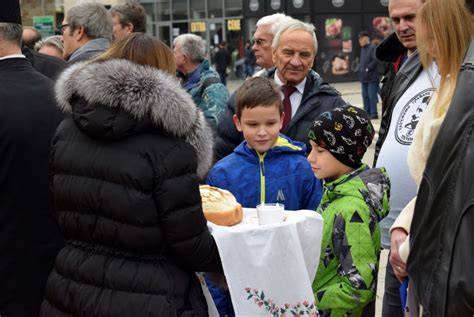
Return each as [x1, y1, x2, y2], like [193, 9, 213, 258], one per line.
[286, 0, 310, 14]
[191, 21, 206, 33]
[33, 15, 54, 37]
[227, 19, 241, 31]
[244, 0, 265, 16]
[293, 0, 304, 9]
[270, 0, 281, 10]
[249, 0, 259, 11]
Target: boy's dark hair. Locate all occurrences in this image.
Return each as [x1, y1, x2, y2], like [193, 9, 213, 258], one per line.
[235, 77, 283, 118]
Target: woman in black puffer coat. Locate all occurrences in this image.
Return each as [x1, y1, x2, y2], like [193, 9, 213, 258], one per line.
[40, 33, 222, 316]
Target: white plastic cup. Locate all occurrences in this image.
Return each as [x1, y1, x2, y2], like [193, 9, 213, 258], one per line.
[256, 203, 284, 225]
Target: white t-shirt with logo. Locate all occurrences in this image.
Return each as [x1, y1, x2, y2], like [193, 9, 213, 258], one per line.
[377, 61, 439, 249]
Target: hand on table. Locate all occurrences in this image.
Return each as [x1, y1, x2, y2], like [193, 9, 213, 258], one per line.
[390, 228, 409, 283]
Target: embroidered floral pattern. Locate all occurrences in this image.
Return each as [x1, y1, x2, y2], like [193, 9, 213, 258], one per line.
[245, 288, 318, 316]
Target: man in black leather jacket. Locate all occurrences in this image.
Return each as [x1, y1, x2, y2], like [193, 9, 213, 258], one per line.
[407, 37, 474, 317]
[374, 1, 428, 316]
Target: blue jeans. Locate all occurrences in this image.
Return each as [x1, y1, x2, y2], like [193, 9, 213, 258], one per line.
[361, 82, 379, 117]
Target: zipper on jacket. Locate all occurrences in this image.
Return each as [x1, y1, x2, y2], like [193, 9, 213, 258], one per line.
[258, 152, 267, 204]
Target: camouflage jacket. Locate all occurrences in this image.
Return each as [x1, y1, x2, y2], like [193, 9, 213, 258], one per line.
[185, 59, 229, 130]
[313, 164, 390, 317]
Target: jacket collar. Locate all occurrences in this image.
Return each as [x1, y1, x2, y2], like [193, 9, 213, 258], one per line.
[376, 33, 408, 63]
[68, 38, 111, 63]
[234, 134, 306, 159]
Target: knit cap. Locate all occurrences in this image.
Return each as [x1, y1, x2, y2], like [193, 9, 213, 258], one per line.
[308, 106, 375, 168]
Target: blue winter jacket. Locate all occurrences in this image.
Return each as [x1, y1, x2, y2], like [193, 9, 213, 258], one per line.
[206, 135, 322, 316]
[207, 134, 322, 210]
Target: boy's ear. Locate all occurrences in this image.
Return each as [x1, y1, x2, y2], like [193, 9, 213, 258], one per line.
[232, 114, 243, 132]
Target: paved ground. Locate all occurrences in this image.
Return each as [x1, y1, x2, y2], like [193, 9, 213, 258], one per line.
[227, 79, 386, 316]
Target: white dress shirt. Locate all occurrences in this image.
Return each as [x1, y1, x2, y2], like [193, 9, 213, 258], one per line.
[274, 70, 307, 118]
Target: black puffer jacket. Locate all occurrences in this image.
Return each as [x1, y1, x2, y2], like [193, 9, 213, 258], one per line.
[40, 59, 222, 317]
[408, 38, 474, 317]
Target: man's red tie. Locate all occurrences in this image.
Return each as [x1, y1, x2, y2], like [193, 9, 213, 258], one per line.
[281, 85, 297, 130]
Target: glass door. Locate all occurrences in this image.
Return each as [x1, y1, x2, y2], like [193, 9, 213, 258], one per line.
[206, 19, 225, 61]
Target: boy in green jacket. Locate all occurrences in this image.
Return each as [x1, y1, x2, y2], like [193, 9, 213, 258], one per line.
[307, 106, 390, 317]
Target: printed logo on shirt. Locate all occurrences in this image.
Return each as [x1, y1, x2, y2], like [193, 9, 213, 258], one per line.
[395, 88, 435, 145]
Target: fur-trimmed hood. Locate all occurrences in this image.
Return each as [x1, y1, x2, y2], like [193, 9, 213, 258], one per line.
[55, 59, 214, 178]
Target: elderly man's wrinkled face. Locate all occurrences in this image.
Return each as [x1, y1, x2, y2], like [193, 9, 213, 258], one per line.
[272, 29, 315, 86]
[173, 43, 187, 73]
[389, 0, 422, 52]
[252, 24, 274, 69]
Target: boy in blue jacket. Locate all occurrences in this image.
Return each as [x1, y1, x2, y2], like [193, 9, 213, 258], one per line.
[207, 76, 322, 210]
[206, 77, 323, 317]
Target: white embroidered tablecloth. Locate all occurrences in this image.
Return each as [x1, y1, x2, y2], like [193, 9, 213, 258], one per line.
[207, 208, 323, 316]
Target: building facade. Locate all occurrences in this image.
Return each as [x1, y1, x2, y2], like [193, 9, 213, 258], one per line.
[139, 0, 244, 64]
[22, 0, 390, 82]
[141, 0, 389, 82]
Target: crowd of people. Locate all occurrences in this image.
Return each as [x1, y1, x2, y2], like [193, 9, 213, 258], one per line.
[0, 0, 472, 316]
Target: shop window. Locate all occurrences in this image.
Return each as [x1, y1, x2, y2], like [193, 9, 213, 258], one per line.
[173, 0, 188, 20]
[157, 0, 171, 21]
[156, 24, 171, 46]
[225, 0, 242, 17]
[208, 0, 223, 18]
[140, 2, 156, 22]
[191, 1, 206, 19]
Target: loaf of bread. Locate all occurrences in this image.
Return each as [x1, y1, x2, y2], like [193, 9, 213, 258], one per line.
[199, 185, 243, 226]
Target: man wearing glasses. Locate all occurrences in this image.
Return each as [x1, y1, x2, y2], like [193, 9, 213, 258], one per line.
[59, 2, 112, 63]
[214, 17, 346, 161]
[252, 13, 292, 76]
[214, 13, 292, 160]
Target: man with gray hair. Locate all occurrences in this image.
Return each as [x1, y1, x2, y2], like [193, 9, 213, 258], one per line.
[270, 18, 345, 148]
[173, 33, 229, 130]
[0, 0, 64, 314]
[214, 18, 345, 160]
[60, 1, 112, 63]
[214, 13, 292, 159]
[110, 2, 146, 41]
[252, 13, 293, 74]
